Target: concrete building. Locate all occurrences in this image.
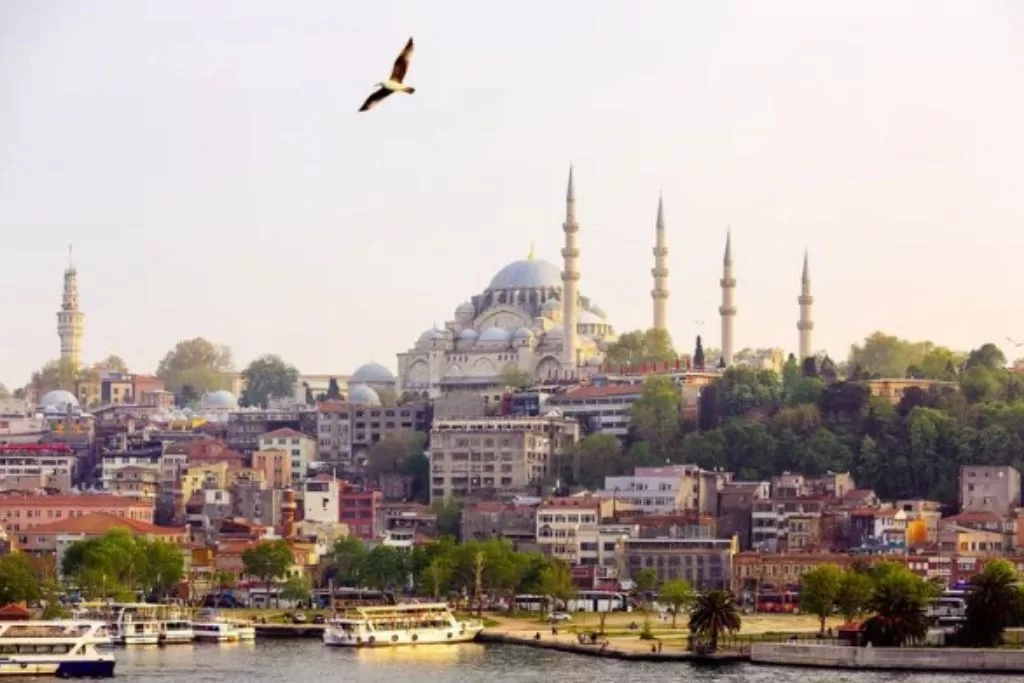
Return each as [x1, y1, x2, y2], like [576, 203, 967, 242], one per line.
[316, 400, 429, 466]
[960, 465, 1022, 516]
[226, 407, 318, 456]
[0, 444, 77, 492]
[0, 493, 154, 535]
[623, 535, 738, 589]
[428, 415, 579, 502]
[252, 449, 292, 490]
[339, 487, 381, 540]
[535, 496, 622, 583]
[461, 501, 538, 543]
[546, 384, 642, 439]
[258, 428, 317, 483]
[303, 476, 340, 524]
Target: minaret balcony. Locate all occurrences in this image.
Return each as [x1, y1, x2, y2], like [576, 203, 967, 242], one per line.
[719, 305, 737, 316]
[720, 277, 736, 288]
[562, 222, 579, 234]
[652, 246, 668, 257]
[651, 289, 670, 299]
[561, 271, 581, 282]
[561, 247, 579, 259]
[798, 295, 814, 305]
[797, 321, 815, 331]
[651, 267, 669, 278]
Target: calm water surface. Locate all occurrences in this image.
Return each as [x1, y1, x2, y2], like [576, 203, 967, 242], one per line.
[114, 641, 1018, 682]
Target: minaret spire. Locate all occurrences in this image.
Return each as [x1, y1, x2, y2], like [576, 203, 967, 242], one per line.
[651, 194, 669, 332]
[798, 249, 814, 360]
[561, 165, 580, 371]
[57, 247, 85, 371]
[718, 228, 736, 367]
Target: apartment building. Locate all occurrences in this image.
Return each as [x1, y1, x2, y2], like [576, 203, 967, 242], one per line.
[0, 493, 154, 534]
[545, 384, 642, 439]
[603, 465, 730, 516]
[535, 496, 622, 583]
[258, 428, 317, 483]
[252, 450, 292, 490]
[428, 415, 579, 502]
[316, 401, 429, 465]
[960, 465, 1021, 516]
[751, 497, 826, 552]
[0, 444, 78, 492]
[226, 407, 318, 456]
[623, 535, 738, 589]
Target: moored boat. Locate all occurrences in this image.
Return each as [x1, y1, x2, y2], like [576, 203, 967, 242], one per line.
[0, 620, 115, 678]
[159, 618, 195, 644]
[323, 602, 483, 648]
[109, 603, 160, 646]
[191, 609, 240, 643]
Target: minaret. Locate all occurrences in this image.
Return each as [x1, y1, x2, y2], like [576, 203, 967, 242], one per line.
[651, 194, 669, 332]
[57, 245, 85, 370]
[797, 249, 814, 360]
[718, 230, 736, 366]
[561, 166, 580, 369]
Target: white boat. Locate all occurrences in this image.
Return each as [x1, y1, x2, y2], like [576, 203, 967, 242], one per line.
[191, 622, 239, 643]
[109, 603, 160, 646]
[323, 602, 483, 648]
[0, 620, 115, 677]
[224, 619, 255, 642]
[159, 618, 194, 644]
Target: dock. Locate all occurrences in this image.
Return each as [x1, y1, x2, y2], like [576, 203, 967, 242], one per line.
[254, 624, 326, 639]
[477, 631, 748, 663]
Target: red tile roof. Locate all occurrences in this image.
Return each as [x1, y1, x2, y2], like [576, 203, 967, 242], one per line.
[261, 428, 308, 439]
[947, 511, 1004, 524]
[26, 512, 182, 537]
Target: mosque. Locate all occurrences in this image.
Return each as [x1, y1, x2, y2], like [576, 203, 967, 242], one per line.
[388, 167, 817, 399]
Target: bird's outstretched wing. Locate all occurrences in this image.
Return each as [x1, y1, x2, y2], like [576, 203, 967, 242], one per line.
[359, 87, 393, 112]
[390, 38, 415, 83]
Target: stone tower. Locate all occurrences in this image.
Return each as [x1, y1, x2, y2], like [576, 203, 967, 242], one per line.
[651, 195, 669, 332]
[718, 230, 736, 366]
[57, 246, 85, 370]
[561, 166, 580, 369]
[797, 249, 814, 360]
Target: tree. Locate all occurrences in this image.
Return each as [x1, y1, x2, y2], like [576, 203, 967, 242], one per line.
[847, 332, 934, 379]
[0, 553, 43, 605]
[280, 574, 313, 605]
[328, 536, 366, 586]
[965, 343, 1007, 371]
[633, 567, 658, 611]
[862, 563, 934, 647]
[659, 579, 695, 628]
[421, 556, 452, 600]
[135, 538, 184, 598]
[177, 384, 200, 408]
[801, 356, 818, 377]
[605, 328, 677, 368]
[629, 375, 681, 462]
[240, 354, 299, 408]
[715, 366, 781, 419]
[689, 590, 741, 652]
[799, 564, 842, 634]
[836, 568, 874, 622]
[538, 562, 576, 612]
[156, 338, 233, 394]
[61, 529, 147, 598]
[361, 546, 407, 590]
[94, 355, 129, 374]
[958, 559, 1022, 647]
[500, 365, 533, 390]
[366, 432, 427, 482]
[693, 336, 705, 370]
[241, 540, 293, 604]
[571, 433, 623, 489]
[29, 359, 79, 393]
[325, 378, 342, 401]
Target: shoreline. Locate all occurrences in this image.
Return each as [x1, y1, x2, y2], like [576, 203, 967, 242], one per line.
[476, 631, 747, 664]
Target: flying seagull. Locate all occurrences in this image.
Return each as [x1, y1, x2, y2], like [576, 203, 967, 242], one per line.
[358, 38, 416, 112]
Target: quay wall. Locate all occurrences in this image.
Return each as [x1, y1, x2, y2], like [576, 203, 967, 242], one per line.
[751, 643, 1024, 674]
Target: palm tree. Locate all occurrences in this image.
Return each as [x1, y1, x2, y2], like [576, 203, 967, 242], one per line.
[862, 567, 931, 647]
[959, 560, 1022, 647]
[688, 590, 741, 652]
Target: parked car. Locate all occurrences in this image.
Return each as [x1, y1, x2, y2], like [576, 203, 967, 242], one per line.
[547, 612, 572, 622]
[291, 613, 308, 624]
[312, 614, 326, 624]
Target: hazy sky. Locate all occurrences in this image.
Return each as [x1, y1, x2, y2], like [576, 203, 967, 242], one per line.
[2, 1, 1023, 387]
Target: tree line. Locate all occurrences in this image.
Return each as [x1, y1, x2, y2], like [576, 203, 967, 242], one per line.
[561, 333, 1024, 507]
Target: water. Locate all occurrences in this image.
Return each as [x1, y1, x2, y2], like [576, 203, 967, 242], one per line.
[113, 641, 1020, 682]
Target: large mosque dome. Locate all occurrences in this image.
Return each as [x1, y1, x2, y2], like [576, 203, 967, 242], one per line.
[488, 258, 562, 291]
[201, 390, 238, 410]
[351, 362, 396, 385]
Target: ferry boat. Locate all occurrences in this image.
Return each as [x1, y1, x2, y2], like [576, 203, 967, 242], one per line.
[0, 620, 115, 678]
[323, 602, 483, 648]
[191, 610, 239, 643]
[159, 616, 195, 645]
[109, 603, 161, 646]
[224, 619, 255, 642]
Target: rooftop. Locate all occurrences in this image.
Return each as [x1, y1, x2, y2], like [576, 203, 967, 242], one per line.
[261, 428, 308, 439]
[0, 494, 151, 508]
[549, 385, 643, 401]
[27, 512, 181, 537]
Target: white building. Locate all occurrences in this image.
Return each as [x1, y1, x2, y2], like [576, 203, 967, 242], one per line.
[303, 476, 340, 524]
[258, 428, 317, 483]
[546, 384, 642, 440]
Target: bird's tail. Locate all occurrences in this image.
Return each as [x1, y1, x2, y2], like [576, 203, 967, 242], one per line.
[405, 87, 416, 94]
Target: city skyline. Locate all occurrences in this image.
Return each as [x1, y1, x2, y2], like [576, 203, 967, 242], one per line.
[2, 2, 1023, 386]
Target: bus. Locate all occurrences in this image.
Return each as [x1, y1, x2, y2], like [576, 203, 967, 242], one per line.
[565, 590, 630, 613]
[756, 591, 799, 614]
[927, 590, 966, 626]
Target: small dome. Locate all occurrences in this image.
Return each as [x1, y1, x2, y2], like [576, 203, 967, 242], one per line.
[590, 305, 606, 318]
[488, 259, 562, 290]
[457, 328, 479, 341]
[348, 384, 381, 406]
[579, 310, 605, 325]
[455, 301, 475, 319]
[39, 390, 79, 411]
[513, 327, 535, 340]
[351, 362, 396, 384]
[417, 328, 445, 344]
[478, 327, 512, 343]
[542, 298, 561, 311]
[201, 390, 238, 409]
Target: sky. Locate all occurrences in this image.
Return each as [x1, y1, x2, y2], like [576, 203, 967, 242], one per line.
[1, 1, 1023, 387]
